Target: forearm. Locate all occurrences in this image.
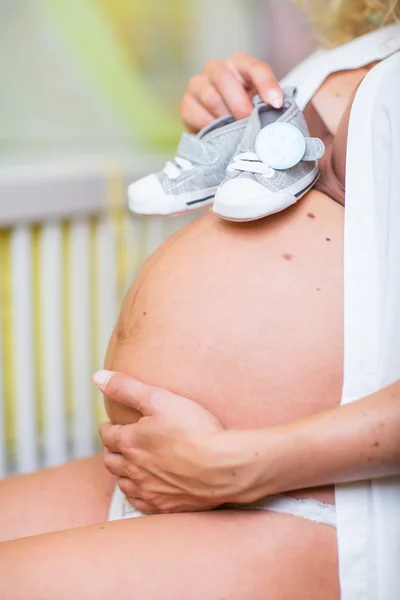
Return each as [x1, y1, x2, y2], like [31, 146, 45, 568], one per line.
[235, 381, 400, 502]
[95, 369, 400, 513]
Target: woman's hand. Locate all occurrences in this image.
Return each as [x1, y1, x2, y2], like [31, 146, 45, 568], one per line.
[180, 52, 283, 133]
[94, 371, 269, 514]
[94, 371, 400, 514]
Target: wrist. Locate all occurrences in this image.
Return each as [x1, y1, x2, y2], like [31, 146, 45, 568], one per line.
[235, 428, 286, 503]
[206, 428, 283, 505]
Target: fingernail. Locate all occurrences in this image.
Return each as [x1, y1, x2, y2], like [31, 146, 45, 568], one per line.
[267, 88, 283, 109]
[93, 370, 116, 389]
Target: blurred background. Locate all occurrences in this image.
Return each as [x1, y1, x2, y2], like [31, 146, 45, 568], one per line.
[0, 0, 314, 476]
[0, 0, 313, 160]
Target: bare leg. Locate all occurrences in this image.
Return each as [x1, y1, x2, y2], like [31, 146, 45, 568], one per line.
[0, 455, 115, 541]
[0, 510, 339, 600]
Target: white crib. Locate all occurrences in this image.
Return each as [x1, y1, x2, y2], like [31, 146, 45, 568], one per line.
[0, 158, 190, 476]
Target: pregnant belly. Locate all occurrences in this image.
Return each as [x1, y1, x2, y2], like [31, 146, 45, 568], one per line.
[105, 190, 344, 502]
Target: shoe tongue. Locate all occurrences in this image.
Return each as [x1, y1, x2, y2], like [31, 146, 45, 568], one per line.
[198, 115, 235, 139]
[252, 94, 263, 107]
[176, 114, 234, 165]
[240, 104, 269, 152]
[229, 103, 282, 183]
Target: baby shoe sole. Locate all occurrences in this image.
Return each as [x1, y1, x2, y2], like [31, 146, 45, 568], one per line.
[128, 188, 217, 217]
[213, 172, 320, 222]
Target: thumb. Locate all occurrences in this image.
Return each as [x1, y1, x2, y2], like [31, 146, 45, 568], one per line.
[92, 370, 155, 417]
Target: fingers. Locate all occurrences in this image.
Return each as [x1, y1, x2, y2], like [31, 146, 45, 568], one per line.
[103, 446, 143, 478]
[229, 52, 283, 108]
[99, 422, 138, 455]
[118, 476, 142, 499]
[181, 52, 282, 133]
[179, 93, 215, 133]
[119, 477, 156, 514]
[99, 422, 122, 454]
[103, 447, 126, 476]
[119, 478, 163, 515]
[92, 371, 154, 416]
[125, 496, 155, 515]
[187, 74, 230, 118]
[119, 480, 177, 515]
[204, 60, 253, 120]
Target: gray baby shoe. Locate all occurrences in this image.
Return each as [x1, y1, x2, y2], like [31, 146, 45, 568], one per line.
[213, 89, 325, 222]
[128, 116, 248, 216]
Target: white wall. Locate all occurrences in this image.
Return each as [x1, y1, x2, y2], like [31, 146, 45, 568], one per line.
[187, 0, 265, 71]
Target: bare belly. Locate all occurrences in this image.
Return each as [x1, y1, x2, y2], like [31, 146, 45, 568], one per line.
[101, 190, 344, 598]
[105, 189, 344, 504]
[106, 188, 343, 419]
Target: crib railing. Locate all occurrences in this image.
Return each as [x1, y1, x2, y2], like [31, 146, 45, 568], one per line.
[0, 159, 191, 476]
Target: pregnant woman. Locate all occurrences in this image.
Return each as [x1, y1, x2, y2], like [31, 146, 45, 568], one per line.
[0, 3, 399, 599]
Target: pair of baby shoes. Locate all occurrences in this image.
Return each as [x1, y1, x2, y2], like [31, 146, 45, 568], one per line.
[128, 88, 325, 222]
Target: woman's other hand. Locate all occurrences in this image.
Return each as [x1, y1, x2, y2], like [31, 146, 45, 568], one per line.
[94, 371, 269, 514]
[180, 52, 283, 133]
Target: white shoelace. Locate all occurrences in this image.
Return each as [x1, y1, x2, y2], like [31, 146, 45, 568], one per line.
[228, 152, 275, 178]
[163, 156, 193, 179]
[163, 152, 275, 180]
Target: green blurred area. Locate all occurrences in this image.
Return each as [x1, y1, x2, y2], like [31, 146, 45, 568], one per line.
[41, 0, 188, 150]
[0, 0, 194, 157]
[0, 1, 309, 160]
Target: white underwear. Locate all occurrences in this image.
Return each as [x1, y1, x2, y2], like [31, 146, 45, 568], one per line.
[108, 486, 336, 528]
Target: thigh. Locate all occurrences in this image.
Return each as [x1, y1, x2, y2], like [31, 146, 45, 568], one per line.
[0, 510, 339, 600]
[0, 454, 115, 542]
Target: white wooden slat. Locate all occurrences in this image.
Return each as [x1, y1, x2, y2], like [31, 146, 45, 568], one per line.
[124, 214, 142, 286]
[40, 223, 67, 467]
[0, 277, 7, 477]
[94, 217, 118, 432]
[125, 214, 192, 280]
[166, 214, 193, 239]
[11, 226, 38, 473]
[96, 217, 117, 368]
[69, 220, 94, 458]
[0, 159, 165, 228]
[144, 218, 169, 258]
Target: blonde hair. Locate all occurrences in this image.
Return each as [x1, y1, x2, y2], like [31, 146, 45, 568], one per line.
[294, 0, 400, 47]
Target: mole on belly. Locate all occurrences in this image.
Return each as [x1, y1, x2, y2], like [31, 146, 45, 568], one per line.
[307, 212, 316, 219]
